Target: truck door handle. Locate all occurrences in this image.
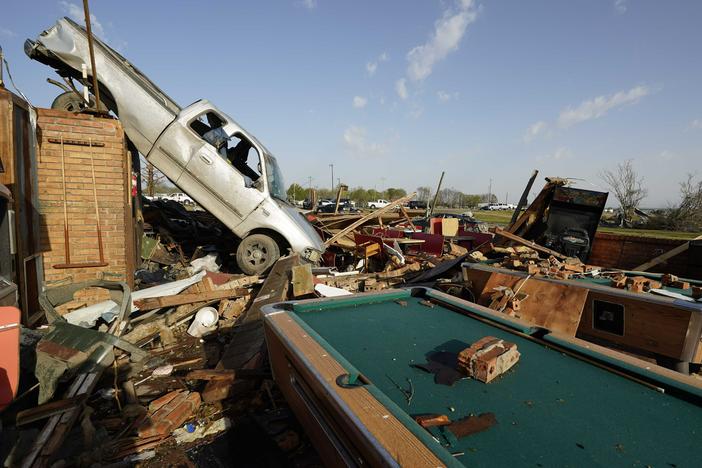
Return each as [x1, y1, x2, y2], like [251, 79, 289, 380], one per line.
[199, 154, 213, 165]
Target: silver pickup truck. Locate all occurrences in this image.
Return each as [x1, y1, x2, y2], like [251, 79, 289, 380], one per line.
[26, 18, 324, 274]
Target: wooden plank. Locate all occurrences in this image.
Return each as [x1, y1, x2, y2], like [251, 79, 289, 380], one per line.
[292, 263, 315, 297]
[324, 193, 416, 247]
[633, 235, 702, 271]
[492, 226, 567, 260]
[202, 254, 299, 403]
[123, 280, 217, 345]
[185, 369, 236, 381]
[134, 288, 249, 310]
[508, 169, 539, 229]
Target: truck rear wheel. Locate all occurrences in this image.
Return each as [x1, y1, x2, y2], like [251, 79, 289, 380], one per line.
[236, 234, 280, 275]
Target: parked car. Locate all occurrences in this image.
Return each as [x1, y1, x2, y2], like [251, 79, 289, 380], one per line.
[408, 200, 428, 210]
[368, 199, 390, 209]
[316, 201, 359, 214]
[160, 192, 195, 205]
[27, 18, 324, 274]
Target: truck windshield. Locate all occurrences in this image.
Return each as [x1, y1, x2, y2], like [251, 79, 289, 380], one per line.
[264, 154, 287, 201]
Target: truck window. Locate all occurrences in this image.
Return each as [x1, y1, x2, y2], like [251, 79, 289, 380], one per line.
[189, 112, 261, 187]
[222, 134, 262, 185]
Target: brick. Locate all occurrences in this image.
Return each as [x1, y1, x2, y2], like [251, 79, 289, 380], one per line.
[457, 337, 520, 383]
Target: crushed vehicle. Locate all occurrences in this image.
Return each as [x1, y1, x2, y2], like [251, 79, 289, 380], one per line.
[25, 17, 324, 274]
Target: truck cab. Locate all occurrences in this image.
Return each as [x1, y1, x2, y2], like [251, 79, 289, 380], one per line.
[26, 17, 324, 274]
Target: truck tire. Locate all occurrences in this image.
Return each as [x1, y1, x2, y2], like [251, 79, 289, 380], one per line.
[236, 234, 280, 275]
[51, 91, 108, 113]
[369, 204, 376, 209]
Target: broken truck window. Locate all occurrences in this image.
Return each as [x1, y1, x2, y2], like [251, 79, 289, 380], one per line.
[222, 134, 262, 186]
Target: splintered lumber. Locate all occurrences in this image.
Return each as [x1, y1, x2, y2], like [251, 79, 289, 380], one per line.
[16, 395, 86, 426]
[492, 227, 567, 260]
[185, 369, 236, 381]
[123, 278, 218, 345]
[203, 254, 299, 403]
[508, 169, 539, 229]
[134, 288, 249, 310]
[634, 235, 702, 272]
[324, 193, 416, 247]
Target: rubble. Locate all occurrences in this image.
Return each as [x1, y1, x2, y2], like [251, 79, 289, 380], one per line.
[1, 13, 700, 465]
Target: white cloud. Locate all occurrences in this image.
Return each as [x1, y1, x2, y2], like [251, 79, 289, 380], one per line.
[614, 0, 627, 14]
[523, 121, 549, 142]
[557, 85, 651, 128]
[366, 52, 388, 76]
[537, 146, 573, 162]
[60, 1, 105, 38]
[406, 0, 479, 82]
[689, 119, 702, 130]
[395, 78, 408, 100]
[298, 0, 317, 9]
[343, 126, 388, 158]
[352, 96, 368, 109]
[0, 27, 16, 37]
[437, 90, 459, 102]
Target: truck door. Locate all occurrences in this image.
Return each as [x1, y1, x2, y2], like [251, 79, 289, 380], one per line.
[160, 110, 265, 231]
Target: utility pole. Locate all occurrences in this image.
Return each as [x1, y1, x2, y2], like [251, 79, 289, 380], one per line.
[329, 164, 334, 191]
[488, 178, 493, 204]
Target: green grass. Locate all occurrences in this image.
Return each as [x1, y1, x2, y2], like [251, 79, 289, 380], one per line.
[442, 208, 701, 240]
[597, 227, 702, 240]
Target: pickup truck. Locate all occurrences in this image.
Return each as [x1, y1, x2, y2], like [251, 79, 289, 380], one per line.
[26, 18, 324, 274]
[368, 199, 390, 209]
[159, 192, 195, 205]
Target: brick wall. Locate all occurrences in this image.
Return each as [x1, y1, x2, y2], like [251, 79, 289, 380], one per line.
[589, 231, 700, 278]
[36, 109, 134, 286]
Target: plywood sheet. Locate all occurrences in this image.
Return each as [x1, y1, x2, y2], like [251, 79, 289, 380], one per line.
[477, 271, 588, 336]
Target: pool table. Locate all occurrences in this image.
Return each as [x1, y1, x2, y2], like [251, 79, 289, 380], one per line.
[263, 288, 702, 467]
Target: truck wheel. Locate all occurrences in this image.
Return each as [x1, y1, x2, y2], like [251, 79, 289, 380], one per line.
[51, 91, 108, 112]
[369, 204, 376, 209]
[236, 234, 280, 275]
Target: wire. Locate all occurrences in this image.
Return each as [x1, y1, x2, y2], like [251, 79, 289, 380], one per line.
[1, 54, 33, 107]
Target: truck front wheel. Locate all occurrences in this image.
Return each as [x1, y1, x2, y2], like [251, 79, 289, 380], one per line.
[236, 234, 280, 275]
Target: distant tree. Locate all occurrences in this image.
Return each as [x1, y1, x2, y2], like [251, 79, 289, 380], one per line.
[287, 183, 307, 202]
[479, 193, 497, 204]
[386, 187, 407, 201]
[463, 194, 482, 208]
[658, 174, 702, 231]
[417, 186, 432, 202]
[140, 157, 169, 196]
[600, 160, 647, 226]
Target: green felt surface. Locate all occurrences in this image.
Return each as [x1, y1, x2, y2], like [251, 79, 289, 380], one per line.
[292, 293, 701, 467]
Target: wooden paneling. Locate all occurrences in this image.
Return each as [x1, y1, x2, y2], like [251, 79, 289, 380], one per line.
[469, 269, 588, 336]
[578, 291, 694, 361]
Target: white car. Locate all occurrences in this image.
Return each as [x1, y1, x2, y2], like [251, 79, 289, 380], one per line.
[368, 199, 390, 209]
[161, 192, 195, 205]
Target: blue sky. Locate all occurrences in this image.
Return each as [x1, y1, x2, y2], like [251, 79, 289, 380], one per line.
[2, 0, 701, 206]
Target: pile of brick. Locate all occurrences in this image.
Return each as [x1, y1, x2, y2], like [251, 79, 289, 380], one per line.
[484, 245, 595, 280]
